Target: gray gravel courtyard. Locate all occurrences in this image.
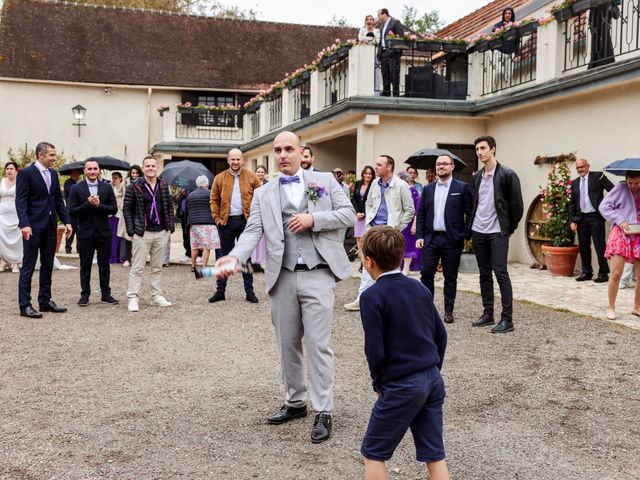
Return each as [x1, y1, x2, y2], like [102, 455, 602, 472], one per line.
[1, 260, 639, 479]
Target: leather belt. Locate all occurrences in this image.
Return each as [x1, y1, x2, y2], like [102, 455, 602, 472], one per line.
[293, 264, 330, 272]
[228, 215, 244, 220]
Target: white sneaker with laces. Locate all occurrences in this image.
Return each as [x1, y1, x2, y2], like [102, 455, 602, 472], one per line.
[179, 255, 191, 263]
[128, 298, 139, 312]
[344, 299, 360, 311]
[150, 296, 172, 307]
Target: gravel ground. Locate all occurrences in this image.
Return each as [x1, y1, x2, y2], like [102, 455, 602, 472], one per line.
[1, 260, 639, 480]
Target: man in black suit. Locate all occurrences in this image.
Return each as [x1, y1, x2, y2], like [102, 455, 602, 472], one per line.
[377, 8, 404, 97]
[15, 142, 73, 318]
[569, 158, 614, 282]
[68, 159, 119, 306]
[63, 169, 80, 253]
[416, 155, 473, 324]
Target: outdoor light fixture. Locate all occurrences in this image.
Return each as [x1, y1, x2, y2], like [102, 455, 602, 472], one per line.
[71, 104, 87, 137]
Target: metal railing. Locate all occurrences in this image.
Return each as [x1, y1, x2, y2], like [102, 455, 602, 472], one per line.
[563, 0, 640, 72]
[324, 57, 349, 107]
[292, 79, 311, 121]
[267, 95, 282, 131]
[249, 112, 260, 139]
[175, 110, 243, 140]
[481, 31, 537, 95]
[373, 44, 468, 99]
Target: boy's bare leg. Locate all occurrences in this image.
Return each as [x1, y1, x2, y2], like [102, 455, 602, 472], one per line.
[364, 458, 388, 480]
[427, 460, 450, 480]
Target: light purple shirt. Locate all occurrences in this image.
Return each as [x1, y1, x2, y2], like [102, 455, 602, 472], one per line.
[35, 161, 51, 193]
[472, 165, 501, 234]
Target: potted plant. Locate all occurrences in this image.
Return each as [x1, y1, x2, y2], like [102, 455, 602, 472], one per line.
[551, 0, 576, 22]
[539, 158, 579, 276]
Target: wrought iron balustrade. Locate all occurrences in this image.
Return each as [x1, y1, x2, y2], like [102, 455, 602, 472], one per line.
[267, 94, 283, 131]
[176, 109, 243, 140]
[249, 112, 260, 139]
[481, 31, 537, 95]
[324, 58, 349, 107]
[292, 79, 311, 121]
[562, 0, 640, 72]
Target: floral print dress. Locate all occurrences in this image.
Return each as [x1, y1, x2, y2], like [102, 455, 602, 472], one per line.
[605, 193, 640, 262]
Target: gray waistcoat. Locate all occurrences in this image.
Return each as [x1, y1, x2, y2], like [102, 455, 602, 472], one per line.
[280, 187, 326, 271]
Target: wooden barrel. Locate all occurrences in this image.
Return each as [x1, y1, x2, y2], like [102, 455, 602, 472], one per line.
[525, 195, 551, 267]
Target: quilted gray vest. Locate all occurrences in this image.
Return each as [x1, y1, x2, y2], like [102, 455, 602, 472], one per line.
[280, 186, 325, 271]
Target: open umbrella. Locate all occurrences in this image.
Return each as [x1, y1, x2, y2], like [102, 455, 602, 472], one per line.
[603, 158, 640, 176]
[161, 159, 214, 190]
[58, 161, 85, 174]
[85, 156, 131, 171]
[405, 148, 467, 172]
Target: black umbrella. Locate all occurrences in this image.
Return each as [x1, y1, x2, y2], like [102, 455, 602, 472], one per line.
[58, 161, 85, 174]
[405, 148, 467, 172]
[161, 160, 214, 190]
[85, 156, 131, 171]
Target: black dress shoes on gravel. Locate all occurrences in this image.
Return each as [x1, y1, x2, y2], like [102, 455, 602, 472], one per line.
[78, 296, 89, 307]
[491, 319, 515, 333]
[575, 273, 592, 282]
[594, 274, 609, 283]
[101, 295, 119, 305]
[208, 291, 226, 303]
[38, 301, 67, 313]
[267, 404, 308, 424]
[311, 413, 332, 443]
[472, 313, 494, 327]
[20, 305, 43, 318]
[245, 291, 259, 303]
[443, 312, 454, 324]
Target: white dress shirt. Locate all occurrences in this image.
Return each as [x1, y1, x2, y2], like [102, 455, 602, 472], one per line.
[279, 167, 305, 208]
[433, 177, 451, 232]
[86, 179, 99, 197]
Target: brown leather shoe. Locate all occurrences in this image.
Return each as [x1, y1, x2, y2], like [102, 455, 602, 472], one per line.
[443, 311, 454, 324]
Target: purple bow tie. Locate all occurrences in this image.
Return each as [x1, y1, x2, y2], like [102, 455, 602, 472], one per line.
[279, 175, 300, 185]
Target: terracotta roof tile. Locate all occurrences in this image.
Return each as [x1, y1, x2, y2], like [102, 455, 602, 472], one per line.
[437, 0, 533, 40]
[0, 0, 357, 90]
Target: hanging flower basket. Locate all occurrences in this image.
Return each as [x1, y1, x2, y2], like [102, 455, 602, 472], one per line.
[416, 41, 442, 52]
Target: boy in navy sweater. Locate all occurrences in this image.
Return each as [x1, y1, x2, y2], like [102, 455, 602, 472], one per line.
[359, 226, 449, 480]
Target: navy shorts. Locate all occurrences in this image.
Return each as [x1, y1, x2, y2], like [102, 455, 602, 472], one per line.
[361, 367, 446, 462]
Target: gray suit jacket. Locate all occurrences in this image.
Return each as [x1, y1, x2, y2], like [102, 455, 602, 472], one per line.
[230, 170, 356, 293]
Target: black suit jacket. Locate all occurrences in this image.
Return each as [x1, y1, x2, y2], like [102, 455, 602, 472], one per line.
[416, 178, 473, 248]
[569, 171, 614, 223]
[16, 163, 70, 230]
[378, 17, 404, 58]
[68, 180, 117, 240]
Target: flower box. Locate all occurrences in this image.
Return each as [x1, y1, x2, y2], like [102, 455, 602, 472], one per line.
[517, 20, 539, 36]
[301, 70, 311, 81]
[488, 37, 504, 50]
[246, 102, 261, 114]
[442, 42, 467, 53]
[553, 6, 574, 22]
[415, 41, 442, 52]
[288, 75, 304, 88]
[473, 40, 490, 53]
[386, 38, 413, 50]
[572, 0, 612, 13]
[266, 88, 282, 100]
[336, 44, 351, 60]
[317, 55, 334, 72]
[502, 28, 518, 41]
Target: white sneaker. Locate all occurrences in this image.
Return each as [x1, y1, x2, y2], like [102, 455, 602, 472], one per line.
[344, 299, 360, 311]
[150, 295, 172, 307]
[179, 255, 191, 263]
[128, 298, 139, 312]
[196, 257, 203, 265]
[122, 260, 131, 267]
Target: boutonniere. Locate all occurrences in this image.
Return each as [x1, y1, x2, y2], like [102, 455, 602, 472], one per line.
[305, 181, 327, 204]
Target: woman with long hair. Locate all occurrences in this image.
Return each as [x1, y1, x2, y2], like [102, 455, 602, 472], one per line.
[0, 161, 22, 272]
[352, 166, 375, 275]
[118, 164, 143, 266]
[396, 170, 422, 275]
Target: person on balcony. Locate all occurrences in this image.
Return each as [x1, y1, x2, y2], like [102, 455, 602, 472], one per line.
[358, 14, 381, 44]
[377, 8, 404, 97]
[491, 7, 519, 90]
[588, 0, 621, 70]
[569, 158, 614, 283]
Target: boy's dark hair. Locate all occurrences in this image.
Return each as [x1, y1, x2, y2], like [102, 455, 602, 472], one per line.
[474, 135, 497, 152]
[361, 226, 405, 271]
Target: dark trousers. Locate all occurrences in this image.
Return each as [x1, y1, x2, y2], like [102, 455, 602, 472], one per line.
[121, 239, 132, 262]
[420, 232, 463, 313]
[65, 217, 77, 252]
[181, 215, 191, 258]
[380, 50, 401, 97]
[78, 236, 112, 298]
[18, 225, 56, 309]
[577, 213, 609, 276]
[472, 231, 513, 322]
[216, 217, 253, 293]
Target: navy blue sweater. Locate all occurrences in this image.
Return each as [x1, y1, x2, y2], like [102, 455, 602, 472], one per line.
[360, 272, 447, 391]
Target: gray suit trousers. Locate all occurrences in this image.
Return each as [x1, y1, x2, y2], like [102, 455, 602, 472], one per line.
[269, 268, 336, 413]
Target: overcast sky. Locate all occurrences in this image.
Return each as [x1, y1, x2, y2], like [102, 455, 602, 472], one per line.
[230, 1, 490, 27]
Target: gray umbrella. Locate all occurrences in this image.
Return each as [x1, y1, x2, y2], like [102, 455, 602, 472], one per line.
[405, 148, 467, 172]
[161, 159, 214, 190]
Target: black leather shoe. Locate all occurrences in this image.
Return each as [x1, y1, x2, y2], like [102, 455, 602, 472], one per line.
[472, 313, 494, 327]
[311, 413, 332, 443]
[594, 274, 609, 283]
[39, 301, 67, 313]
[443, 312, 454, 324]
[101, 295, 119, 305]
[246, 291, 259, 303]
[252, 264, 264, 273]
[208, 292, 226, 303]
[65, 247, 72, 254]
[575, 273, 592, 282]
[78, 296, 89, 307]
[20, 305, 43, 318]
[267, 404, 308, 425]
[491, 319, 514, 333]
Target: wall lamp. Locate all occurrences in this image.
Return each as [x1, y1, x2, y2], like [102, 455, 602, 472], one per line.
[72, 104, 87, 137]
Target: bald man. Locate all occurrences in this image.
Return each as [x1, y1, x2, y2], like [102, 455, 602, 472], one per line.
[215, 131, 356, 443]
[209, 148, 262, 303]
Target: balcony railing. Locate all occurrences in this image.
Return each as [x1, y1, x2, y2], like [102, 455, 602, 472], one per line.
[267, 94, 282, 131]
[323, 57, 349, 107]
[373, 41, 469, 100]
[175, 108, 243, 140]
[562, 0, 640, 72]
[291, 78, 311, 121]
[481, 30, 537, 95]
[249, 111, 260, 139]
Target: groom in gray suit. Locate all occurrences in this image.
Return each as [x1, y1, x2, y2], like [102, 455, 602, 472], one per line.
[215, 131, 356, 443]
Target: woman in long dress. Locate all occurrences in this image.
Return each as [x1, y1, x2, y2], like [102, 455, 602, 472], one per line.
[250, 165, 268, 272]
[0, 161, 22, 272]
[110, 172, 125, 263]
[118, 164, 142, 266]
[397, 170, 422, 275]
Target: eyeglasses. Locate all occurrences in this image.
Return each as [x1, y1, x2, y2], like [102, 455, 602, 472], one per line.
[435, 162, 452, 167]
[334, 171, 344, 176]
